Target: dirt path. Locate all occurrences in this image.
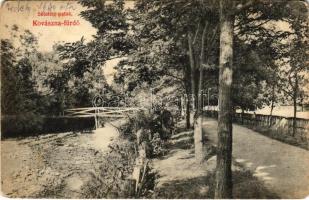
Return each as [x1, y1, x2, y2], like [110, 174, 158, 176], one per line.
[152, 128, 216, 198]
[152, 120, 278, 199]
[202, 118, 309, 199]
[1, 120, 123, 198]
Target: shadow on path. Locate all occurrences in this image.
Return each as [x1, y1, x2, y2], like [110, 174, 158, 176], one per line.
[152, 121, 280, 199]
[202, 117, 309, 199]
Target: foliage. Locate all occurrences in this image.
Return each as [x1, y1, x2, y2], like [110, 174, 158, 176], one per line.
[119, 108, 172, 158]
[136, 162, 157, 198]
[1, 27, 59, 137]
[46, 39, 116, 112]
[280, 10, 309, 106]
[150, 132, 168, 157]
[110, 0, 308, 114]
[81, 139, 137, 198]
[78, 0, 136, 59]
[1, 40, 39, 116]
[1, 114, 44, 139]
[1, 39, 18, 115]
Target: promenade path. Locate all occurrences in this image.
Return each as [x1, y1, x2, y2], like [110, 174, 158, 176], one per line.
[203, 118, 309, 199]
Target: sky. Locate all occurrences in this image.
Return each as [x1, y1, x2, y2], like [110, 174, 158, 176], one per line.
[0, 1, 134, 52]
[0, 0, 134, 83]
[0, 1, 97, 52]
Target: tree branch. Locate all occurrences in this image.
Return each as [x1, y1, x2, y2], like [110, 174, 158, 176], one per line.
[193, 22, 201, 45]
[200, 22, 209, 64]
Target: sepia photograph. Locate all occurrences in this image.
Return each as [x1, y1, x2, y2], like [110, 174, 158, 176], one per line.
[0, 0, 309, 199]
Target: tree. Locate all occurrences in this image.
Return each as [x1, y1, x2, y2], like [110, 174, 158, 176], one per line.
[1, 39, 17, 115]
[214, 1, 234, 197]
[280, 5, 309, 135]
[112, 0, 196, 127]
[46, 39, 112, 112]
[214, 0, 305, 197]
[1, 26, 49, 137]
[113, 1, 221, 164]
[1, 26, 42, 116]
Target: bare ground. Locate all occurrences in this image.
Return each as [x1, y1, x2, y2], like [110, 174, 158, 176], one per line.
[1, 121, 123, 198]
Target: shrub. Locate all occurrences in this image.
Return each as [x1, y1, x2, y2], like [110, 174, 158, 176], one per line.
[150, 132, 168, 157]
[121, 109, 174, 142]
[136, 163, 157, 198]
[81, 139, 137, 198]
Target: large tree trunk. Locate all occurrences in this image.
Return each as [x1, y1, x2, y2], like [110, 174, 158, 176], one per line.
[215, 1, 234, 198]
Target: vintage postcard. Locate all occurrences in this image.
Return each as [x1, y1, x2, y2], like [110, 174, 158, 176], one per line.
[0, 0, 309, 199]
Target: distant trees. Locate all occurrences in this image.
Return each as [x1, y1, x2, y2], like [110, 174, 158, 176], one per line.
[1, 26, 49, 136]
[1, 39, 18, 115]
[48, 38, 108, 110]
[280, 5, 309, 135]
[1, 26, 41, 116]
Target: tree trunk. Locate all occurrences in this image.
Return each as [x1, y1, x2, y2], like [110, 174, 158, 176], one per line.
[269, 99, 274, 127]
[194, 115, 204, 162]
[215, 1, 234, 198]
[194, 68, 204, 163]
[293, 98, 297, 136]
[292, 74, 298, 136]
[188, 34, 196, 112]
[194, 24, 207, 163]
[269, 74, 276, 127]
[186, 95, 191, 129]
[183, 61, 192, 129]
[241, 108, 244, 125]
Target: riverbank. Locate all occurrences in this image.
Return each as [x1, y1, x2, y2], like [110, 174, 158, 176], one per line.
[1, 120, 123, 198]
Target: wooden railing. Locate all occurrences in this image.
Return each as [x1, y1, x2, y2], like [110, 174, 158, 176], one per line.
[204, 110, 309, 140]
[64, 107, 145, 128]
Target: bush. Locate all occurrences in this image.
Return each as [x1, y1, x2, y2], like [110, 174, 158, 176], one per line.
[81, 139, 137, 198]
[81, 111, 161, 198]
[150, 132, 168, 157]
[136, 163, 157, 198]
[121, 109, 174, 142]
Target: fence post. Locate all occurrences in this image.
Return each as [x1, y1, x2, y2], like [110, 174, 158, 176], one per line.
[94, 108, 98, 129]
